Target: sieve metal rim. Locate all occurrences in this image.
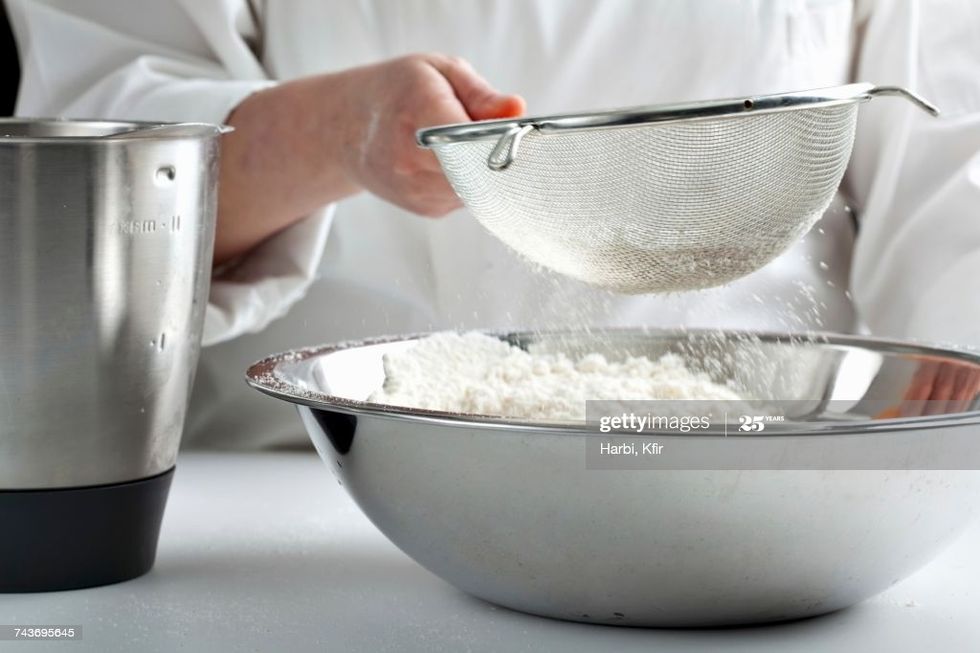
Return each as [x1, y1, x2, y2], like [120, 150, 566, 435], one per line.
[416, 83, 937, 149]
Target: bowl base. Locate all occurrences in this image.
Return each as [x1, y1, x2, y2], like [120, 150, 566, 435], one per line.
[470, 591, 854, 628]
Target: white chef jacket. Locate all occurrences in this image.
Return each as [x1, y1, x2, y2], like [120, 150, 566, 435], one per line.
[9, 0, 980, 448]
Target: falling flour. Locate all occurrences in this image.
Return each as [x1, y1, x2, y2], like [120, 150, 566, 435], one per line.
[369, 331, 742, 421]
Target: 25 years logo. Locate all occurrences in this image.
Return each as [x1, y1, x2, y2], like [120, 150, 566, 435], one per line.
[738, 414, 785, 432]
[738, 415, 766, 432]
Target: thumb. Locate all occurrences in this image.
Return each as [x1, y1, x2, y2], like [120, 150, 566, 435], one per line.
[430, 56, 526, 121]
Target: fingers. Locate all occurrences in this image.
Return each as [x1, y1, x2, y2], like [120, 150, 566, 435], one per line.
[925, 363, 958, 416]
[472, 94, 527, 121]
[900, 360, 938, 417]
[372, 167, 461, 218]
[408, 170, 463, 217]
[899, 360, 980, 417]
[426, 55, 525, 121]
[942, 364, 980, 414]
[951, 365, 980, 403]
[351, 53, 515, 219]
[874, 405, 902, 420]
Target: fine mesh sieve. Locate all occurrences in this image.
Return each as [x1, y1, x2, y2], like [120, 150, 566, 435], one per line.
[418, 83, 938, 294]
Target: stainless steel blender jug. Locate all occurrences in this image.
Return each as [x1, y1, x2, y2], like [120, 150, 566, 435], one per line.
[0, 119, 222, 591]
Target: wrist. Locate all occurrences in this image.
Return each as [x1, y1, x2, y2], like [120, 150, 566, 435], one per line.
[280, 72, 365, 198]
[318, 64, 378, 192]
[214, 72, 364, 264]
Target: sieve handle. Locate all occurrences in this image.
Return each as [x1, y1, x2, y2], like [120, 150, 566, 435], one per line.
[488, 124, 535, 171]
[866, 86, 940, 117]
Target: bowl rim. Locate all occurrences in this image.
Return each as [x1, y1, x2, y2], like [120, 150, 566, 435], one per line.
[244, 328, 980, 437]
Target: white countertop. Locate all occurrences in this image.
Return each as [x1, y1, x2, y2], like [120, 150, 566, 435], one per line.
[3, 451, 980, 652]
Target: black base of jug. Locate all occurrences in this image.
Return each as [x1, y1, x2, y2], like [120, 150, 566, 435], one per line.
[0, 467, 174, 592]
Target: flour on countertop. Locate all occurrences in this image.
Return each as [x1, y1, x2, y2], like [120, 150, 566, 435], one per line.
[369, 332, 742, 420]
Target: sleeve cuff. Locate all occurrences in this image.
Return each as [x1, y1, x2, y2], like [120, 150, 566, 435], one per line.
[103, 63, 278, 125]
[203, 205, 334, 346]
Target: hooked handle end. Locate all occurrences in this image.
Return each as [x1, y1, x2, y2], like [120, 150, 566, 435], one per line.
[487, 124, 535, 171]
[868, 85, 940, 117]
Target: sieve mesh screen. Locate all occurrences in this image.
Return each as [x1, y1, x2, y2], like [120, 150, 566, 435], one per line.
[432, 104, 858, 293]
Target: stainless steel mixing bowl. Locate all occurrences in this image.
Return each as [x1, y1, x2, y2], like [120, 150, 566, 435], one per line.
[247, 330, 980, 626]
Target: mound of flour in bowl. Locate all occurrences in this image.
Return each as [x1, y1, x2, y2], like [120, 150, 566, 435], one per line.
[369, 332, 742, 420]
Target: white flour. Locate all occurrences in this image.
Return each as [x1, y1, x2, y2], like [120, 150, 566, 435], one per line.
[370, 332, 742, 420]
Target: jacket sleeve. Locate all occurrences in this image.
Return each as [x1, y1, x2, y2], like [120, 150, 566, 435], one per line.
[7, 0, 333, 345]
[847, 0, 980, 348]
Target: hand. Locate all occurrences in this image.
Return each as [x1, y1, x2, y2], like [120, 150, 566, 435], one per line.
[216, 53, 524, 264]
[901, 359, 980, 416]
[338, 53, 526, 217]
[876, 359, 980, 418]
